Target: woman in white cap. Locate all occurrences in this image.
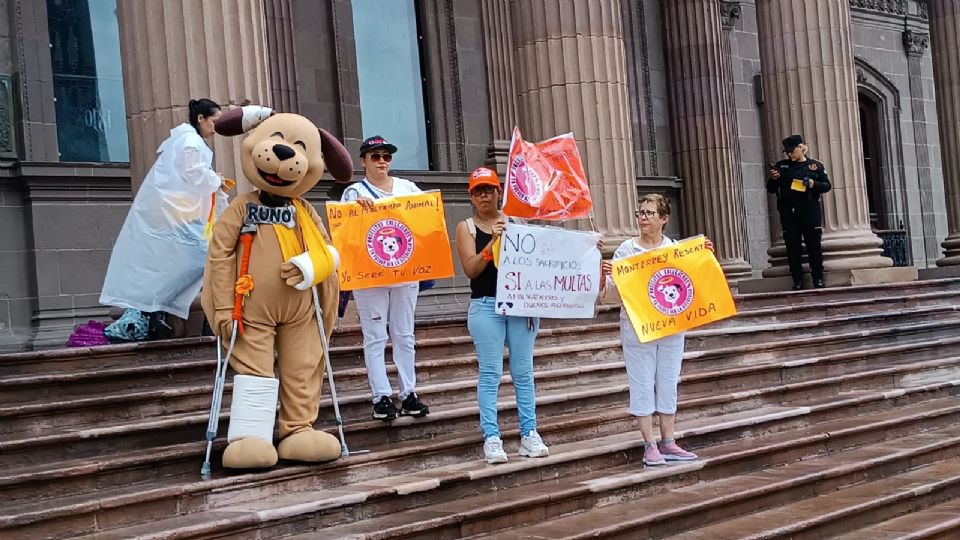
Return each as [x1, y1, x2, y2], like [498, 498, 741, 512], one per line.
[340, 135, 430, 421]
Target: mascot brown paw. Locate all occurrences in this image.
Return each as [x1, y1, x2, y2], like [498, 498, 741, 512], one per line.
[277, 429, 341, 462]
[222, 437, 279, 469]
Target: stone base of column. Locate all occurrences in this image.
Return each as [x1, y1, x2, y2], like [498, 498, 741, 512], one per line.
[761, 230, 892, 278]
[918, 265, 960, 279]
[484, 140, 511, 179]
[739, 266, 918, 294]
[720, 259, 753, 282]
[935, 234, 960, 267]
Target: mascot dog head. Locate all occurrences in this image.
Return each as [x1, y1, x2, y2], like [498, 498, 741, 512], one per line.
[215, 106, 353, 197]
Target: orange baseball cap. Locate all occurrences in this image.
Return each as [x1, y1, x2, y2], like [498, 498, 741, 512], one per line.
[469, 167, 500, 192]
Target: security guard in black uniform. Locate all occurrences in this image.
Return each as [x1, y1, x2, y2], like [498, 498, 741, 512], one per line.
[767, 134, 832, 290]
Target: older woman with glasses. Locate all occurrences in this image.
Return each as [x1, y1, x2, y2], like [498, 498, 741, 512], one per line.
[340, 135, 430, 422]
[601, 194, 712, 467]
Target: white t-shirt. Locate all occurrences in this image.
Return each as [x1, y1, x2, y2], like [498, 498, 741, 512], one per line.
[612, 235, 675, 261]
[340, 177, 422, 201]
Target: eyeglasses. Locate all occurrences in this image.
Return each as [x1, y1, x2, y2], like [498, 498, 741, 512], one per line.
[635, 210, 659, 218]
[367, 152, 393, 163]
[471, 186, 498, 197]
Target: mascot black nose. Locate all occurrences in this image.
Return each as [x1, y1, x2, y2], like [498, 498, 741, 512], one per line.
[272, 144, 296, 161]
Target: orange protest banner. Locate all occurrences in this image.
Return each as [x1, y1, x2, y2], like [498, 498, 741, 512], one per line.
[611, 236, 737, 343]
[502, 126, 593, 221]
[326, 191, 455, 291]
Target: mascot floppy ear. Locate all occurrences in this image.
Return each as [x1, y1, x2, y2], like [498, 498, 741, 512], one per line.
[214, 106, 274, 136]
[319, 128, 354, 183]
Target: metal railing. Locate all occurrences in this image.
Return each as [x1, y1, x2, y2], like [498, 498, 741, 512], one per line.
[875, 229, 911, 267]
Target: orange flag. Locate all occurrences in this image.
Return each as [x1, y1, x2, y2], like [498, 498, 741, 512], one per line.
[502, 126, 593, 220]
[326, 192, 455, 291]
[612, 236, 737, 343]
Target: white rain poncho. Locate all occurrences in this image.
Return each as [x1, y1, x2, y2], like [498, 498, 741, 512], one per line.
[100, 123, 227, 318]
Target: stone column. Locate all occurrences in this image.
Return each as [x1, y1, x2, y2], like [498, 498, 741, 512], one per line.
[756, 0, 890, 276]
[660, 0, 751, 279]
[117, 0, 271, 194]
[479, 0, 519, 176]
[929, 1, 960, 266]
[264, 0, 298, 113]
[902, 29, 939, 265]
[510, 0, 638, 238]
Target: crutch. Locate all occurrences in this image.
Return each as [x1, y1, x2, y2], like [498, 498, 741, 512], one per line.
[312, 286, 366, 457]
[201, 226, 255, 478]
[201, 325, 238, 479]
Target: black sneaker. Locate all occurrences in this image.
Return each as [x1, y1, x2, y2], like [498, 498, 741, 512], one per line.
[400, 393, 430, 417]
[148, 312, 175, 340]
[813, 276, 826, 289]
[792, 279, 804, 291]
[372, 396, 399, 421]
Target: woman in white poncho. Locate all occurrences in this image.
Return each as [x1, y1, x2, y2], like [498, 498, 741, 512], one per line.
[100, 99, 227, 340]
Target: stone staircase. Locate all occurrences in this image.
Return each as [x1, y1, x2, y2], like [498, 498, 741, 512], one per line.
[2, 279, 960, 539]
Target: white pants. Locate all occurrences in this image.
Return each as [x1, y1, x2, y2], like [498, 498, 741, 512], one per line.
[620, 318, 685, 416]
[353, 283, 419, 402]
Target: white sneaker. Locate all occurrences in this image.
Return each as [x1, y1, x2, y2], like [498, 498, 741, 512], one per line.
[484, 436, 508, 464]
[519, 430, 549, 458]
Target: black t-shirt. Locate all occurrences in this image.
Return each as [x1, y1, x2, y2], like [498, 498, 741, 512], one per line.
[470, 228, 499, 299]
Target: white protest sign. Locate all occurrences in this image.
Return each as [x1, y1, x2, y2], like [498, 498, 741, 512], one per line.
[494, 223, 601, 318]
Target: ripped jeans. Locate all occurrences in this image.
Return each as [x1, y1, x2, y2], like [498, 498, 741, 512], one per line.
[353, 283, 419, 402]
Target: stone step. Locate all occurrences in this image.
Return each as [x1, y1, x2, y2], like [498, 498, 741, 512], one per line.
[6, 367, 960, 540]
[9, 324, 960, 439]
[59, 392, 960, 540]
[4, 298, 957, 411]
[6, 319, 958, 470]
[474, 433, 960, 540]
[706, 287, 960, 328]
[831, 498, 960, 540]
[3, 328, 959, 503]
[4, 281, 955, 381]
[732, 278, 960, 309]
[657, 458, 960, 540]
[0, 321, 623, 407]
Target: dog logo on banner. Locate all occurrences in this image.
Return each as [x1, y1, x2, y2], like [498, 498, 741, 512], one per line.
[648, 268, 694, 316]
[508, 153, 545, 206]
[366, 219, 415, 268]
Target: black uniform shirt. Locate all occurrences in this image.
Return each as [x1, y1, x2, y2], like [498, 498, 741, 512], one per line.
[766, 158, 832, 208]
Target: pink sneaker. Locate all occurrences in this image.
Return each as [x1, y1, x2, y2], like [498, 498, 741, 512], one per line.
[658, 439, 698, 461]
[643, 443, 666, 466]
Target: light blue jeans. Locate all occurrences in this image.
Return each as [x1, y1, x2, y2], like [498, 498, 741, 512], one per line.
[467, 297, 541, 439]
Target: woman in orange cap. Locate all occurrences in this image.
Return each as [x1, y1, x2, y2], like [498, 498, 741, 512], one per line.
[455, 167, 549, 464]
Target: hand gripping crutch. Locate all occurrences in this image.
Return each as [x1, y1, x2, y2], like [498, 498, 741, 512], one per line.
[201, 327, 238, 479]
[312, 286, 362, 457]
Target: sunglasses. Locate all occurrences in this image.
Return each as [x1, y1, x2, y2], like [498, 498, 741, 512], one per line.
[367, 152, 393, 163]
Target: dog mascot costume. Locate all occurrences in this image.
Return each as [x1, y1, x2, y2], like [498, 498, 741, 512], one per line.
[202, 106, 352, 469]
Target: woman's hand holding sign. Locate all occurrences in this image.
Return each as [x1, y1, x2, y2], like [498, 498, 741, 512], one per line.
[490, 218, 506, 239]
[355, 197, 377, 212]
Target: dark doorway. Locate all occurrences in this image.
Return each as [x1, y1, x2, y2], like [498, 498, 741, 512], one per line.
[858, 92, 885, 229]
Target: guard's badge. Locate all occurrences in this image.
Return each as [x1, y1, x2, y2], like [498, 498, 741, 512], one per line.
[808, 163, 819, 171]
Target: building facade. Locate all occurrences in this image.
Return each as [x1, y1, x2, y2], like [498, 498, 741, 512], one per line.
[0, 0, 957, 346]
